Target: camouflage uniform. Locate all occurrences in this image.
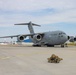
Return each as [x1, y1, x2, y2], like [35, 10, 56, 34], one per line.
[47, 54, 63, 63]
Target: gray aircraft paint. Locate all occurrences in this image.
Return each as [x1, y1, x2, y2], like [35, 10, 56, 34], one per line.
[1, 21, 75, 47]
[30, 31, 68, 45]
[23, 22, 68, 46]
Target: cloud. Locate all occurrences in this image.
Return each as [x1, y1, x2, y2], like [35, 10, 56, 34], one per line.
[0, 0, 76, 11]
[0, 0, 76, 26]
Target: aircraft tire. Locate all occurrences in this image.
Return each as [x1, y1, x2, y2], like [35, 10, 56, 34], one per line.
[47, 44, 54, 47]
[33, 45, 41, 47]
[61, 44, 64, 47]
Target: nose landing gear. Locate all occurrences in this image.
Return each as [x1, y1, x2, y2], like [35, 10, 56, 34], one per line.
[61, 44, 65, 47]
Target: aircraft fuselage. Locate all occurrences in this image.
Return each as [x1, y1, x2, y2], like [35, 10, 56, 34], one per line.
[30, 30, 68, 46]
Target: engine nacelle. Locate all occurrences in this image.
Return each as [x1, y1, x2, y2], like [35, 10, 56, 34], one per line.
[33, 34, 42, 41]
[69, 36, 76, 42]
[74, 37, 76, 41]
[17, 35, 25, 42]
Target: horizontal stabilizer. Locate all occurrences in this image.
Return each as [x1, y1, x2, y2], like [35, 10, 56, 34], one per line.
[14, 21, 41, 26]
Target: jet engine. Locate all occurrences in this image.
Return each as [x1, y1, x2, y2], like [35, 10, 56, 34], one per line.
[33, 34, 42, 41]
[74, 37, 76, 41]
[69, 36, 76, 42]
[17, 35, 25, 42]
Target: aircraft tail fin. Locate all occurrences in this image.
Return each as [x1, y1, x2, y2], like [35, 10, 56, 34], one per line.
[15, 21, 41, 33]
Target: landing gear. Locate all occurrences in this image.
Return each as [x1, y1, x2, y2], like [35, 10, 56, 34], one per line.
[33, 44, 41, 47]
[47, 44, 54, 47]
[61, 44, 64, 47]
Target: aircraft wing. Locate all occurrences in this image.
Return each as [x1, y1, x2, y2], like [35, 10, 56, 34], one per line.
[0, 33, 44, 38]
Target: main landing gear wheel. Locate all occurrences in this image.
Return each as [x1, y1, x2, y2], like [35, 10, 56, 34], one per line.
[47, 44, 54, 47]
[33, 45, 41, 47]
[61, 44, 64, 47]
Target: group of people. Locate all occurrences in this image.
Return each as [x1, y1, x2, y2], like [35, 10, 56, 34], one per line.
[47, 54, 63, 63]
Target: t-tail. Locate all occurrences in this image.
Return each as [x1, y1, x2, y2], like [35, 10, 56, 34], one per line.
[14, 21, 40, 34]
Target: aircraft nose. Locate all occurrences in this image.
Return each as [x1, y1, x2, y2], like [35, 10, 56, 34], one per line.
[63, 34, 69, 41]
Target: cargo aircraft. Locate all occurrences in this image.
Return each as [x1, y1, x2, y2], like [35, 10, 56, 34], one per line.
[0, 21, 76, 47]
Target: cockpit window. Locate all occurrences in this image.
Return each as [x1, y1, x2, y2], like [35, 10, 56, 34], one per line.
[59, 32, 66, 35]
[59, 33, 62, 35]
[62, 32, 66, 34]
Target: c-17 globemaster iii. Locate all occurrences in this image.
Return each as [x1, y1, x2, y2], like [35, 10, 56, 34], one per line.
[0, 21, 76, 47]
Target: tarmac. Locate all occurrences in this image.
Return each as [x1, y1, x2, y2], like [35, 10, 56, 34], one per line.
[0, 44, 76, 75]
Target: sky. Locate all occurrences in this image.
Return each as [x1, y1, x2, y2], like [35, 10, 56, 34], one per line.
[0, 0, 76, 42]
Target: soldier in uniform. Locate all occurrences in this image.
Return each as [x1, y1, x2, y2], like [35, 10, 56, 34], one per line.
[47, 54, 63, 63]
